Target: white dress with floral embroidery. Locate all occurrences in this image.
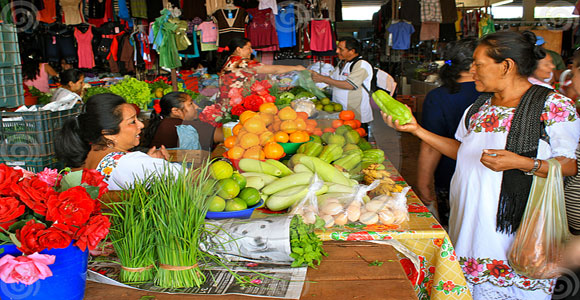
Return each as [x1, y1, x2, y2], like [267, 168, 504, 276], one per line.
[449, 93, 580, 300]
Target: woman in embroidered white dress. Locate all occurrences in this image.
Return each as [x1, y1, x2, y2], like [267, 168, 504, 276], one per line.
[383, 31, 580, 299]
[55, 93, 180, 191]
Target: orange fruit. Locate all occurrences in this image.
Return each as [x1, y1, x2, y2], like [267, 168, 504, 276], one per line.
[289, 131, 310, 143]
[232, 123, 242, 136]
[274, 131, 289, 143]
[243, 117, 267, 134]
[296, 111, 309, 120]
[354, 120, 362, 128]
[259, 112, 274, 126]
[260, 131, 275, 146]
[259, 103, 278, 115]
[339, 110, 355, 121]
[344, 120, 358, 129]
[239, 132, 260, 149]
[227, 146, 245, 159]
[280, 120, 298, 133]
[313, 129, 323, 136]
[305, 119, 317, 128]
[332, 119, 344, 128]
[355, 127, 367, 137]
[264, 142, 285, 160]
[224, 136, 236, 149]
[239, 110, 257, 124]
[272, 120, 281, 132]
[323, 127, 335, 133]
[243, 146, 265, 160]
[278, 107, 297, 121]
[295, 119, 306, 130]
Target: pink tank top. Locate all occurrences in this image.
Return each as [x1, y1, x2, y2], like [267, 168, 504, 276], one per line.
[74, 28, 95, 68]
[24, 63, 50, 93]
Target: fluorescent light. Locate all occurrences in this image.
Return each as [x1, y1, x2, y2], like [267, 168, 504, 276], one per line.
[491, 0, 513, 6]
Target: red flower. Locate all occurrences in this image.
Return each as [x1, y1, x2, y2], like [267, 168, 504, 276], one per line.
[523, 280, 531, 287]
[0, 164, 22, 196]
[481, 113, 499, 132]
[263, 94, 276, 103]
[12, 177, 58, 216]
[433, 238, 444, 247]
[16, 219, 46, 254]
[346, 231, 373, 241]
[37, 223, 73, 250]
[81, 169, 109, 199]
[429, 266, 436, 274]
[0, 197, 25, 227]
[231, 104, 246, 116]
[486, 259, 510, 278]
[74, 215, 111, 251]
[46, 186, 96, 226]
[443, 280, 456, 292]
[243, 94, 264, 112]
[200, 103, 225, 127]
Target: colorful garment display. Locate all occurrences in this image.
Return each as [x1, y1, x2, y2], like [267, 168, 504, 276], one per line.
[310, 20, 333, 52]
[420, 0, 442, 23]
[74, 27, 95, 68]
[198, 21, 218, 43]
[213, 8, 248, 47]
[276, 3, 296, 48]
[59, 0, 85, 25]
[152, 10, 182, 69]
[37, 0, 57, 23]
[246, 8, 278, 49]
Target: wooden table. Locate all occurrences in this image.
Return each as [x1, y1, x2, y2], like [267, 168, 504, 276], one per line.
[84, 241, 417, 300]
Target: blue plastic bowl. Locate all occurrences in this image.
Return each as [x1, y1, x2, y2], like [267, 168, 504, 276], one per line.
[206, 199, 264, 219]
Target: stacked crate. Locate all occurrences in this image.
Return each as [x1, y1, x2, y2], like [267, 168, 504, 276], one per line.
[0, 23, 24, 107]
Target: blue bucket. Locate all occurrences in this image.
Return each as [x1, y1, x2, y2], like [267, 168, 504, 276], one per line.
[0, 243, 88, 300]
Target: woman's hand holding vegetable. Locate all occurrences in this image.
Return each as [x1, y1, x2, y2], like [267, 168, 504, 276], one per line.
[147, 145, 169, 160]
[381, 110, 420, 134]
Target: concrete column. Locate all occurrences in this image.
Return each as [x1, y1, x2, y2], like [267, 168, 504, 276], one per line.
[523, 0, 536, 21]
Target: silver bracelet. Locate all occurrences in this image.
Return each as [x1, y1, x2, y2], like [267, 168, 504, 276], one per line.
[524, 158, 540, 175]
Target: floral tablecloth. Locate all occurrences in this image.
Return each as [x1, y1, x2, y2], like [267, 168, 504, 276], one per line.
[251, 158, 472, 300]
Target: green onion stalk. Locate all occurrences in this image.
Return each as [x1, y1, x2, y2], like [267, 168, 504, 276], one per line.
[150, 161, 217, 288]
[106, 176, 157, 283]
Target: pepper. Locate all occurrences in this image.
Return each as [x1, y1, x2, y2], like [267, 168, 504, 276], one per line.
[344, 129, 360, 144]
[333, 152, 363, 171]
[357, 139, 372, 151]
[318, 144, 344, 163]
[372, 90, 413, 125]
[297, 141, 324, 157]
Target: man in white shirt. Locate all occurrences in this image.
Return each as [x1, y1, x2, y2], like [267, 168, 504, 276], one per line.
[310, 37, 374, 126]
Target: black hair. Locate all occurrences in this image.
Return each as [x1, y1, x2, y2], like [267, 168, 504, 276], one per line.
[55, 93, 126, 168]
[21, 55, 42, 81]
[479, 31, 546, 77]
[338, 36, 361, 55]
[141, 92, 190, 148]
[439, 38, 478, 94]
[573, 48, 580, 67]
[219, 37, 251, 71]
[59, 69, 84, 86]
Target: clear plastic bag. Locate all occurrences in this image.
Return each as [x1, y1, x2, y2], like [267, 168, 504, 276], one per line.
[362, 186, 410, 225]
[296, 70, 327, 99]
[289, 174, 324, 224]
[317, 181, 380, 226]
[508, 159, 570, 279]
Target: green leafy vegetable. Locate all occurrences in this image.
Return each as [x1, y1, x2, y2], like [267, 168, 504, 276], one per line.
[84, 86, 111, 101]
[289, 215, 327, 268]
[109, 76, 151, 109]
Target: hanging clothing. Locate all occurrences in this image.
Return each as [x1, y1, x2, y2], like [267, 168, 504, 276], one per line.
[24, 63, 50, 93]
[119, 35, 135, 72]
[420, 22, 439, 41]
[37, 0, 57, 23]
[182, 0, 208, 19]
[320, 0, 335, 22]
[399, 0, 421, 26]
[206, 0, 227, 15]
[310, 20, 333, 52]
[275, 4, 296, 48]
[87, 0, 105, 18]
[258, 0, 277, 14]
[60, 0, 85, 25]
[246, 8, 278, 49]
[439, 0, 458, 24]
[152, 12, 182, 69]
[130, 0, 148, 18]
[88, 0, 113, 27]
[198, 21, 218, 43]
[179, 23, 200, 59]
[420, 0, 442, 23]
[213, 8, 248, 47]
[74, 27, 95, 68]
[451, 93, 580, 300]
[388, 21, 415, 50]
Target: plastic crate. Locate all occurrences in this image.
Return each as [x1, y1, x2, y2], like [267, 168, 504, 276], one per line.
[0, 24, 21, 66]
[0, 106, 81, 166]
[1, 154, 63, 173]
[0, 65, 24, 107]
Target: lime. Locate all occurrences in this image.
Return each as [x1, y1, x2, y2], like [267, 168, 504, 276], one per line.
[210, 161, 234, 180]
[315, 104, 323, 111]
[323, 104, 335, 113]
[217, 178, 240, 199]
[225, 198, 248, 211]
[333, 103, 343, 111]
[208, 196, 226, 212]
[231, 173, 247, 190]
[321, 97, 331, 105]
[238, 187, 261, 207]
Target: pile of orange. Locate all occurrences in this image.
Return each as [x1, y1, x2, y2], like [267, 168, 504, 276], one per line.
[323, 110, 367, 137]
[224, 104, 320, 160]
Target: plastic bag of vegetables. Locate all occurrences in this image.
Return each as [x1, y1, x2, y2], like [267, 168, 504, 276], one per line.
[363, 186, 411, 225]
[296, 70, 327, 99]
[289, 175, 324, 224]
[316, 181, 379, 227]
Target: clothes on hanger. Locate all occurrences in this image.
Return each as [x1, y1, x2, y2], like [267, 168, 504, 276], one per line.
[74, 27, 95, 68]
[275, 3, 296, 48]
[38, 0, 58, 23]
[213, 7, 247, 47]
[310, 20, 333, 52]
[60, 0, 85, 25]
[388, 21, 415, 50]
[246, 8, 278, 49]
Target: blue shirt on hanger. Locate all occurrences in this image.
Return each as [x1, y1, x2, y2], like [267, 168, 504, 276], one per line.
[388, 22, 415, 50]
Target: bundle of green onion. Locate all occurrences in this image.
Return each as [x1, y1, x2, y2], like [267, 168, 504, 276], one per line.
[107, 176, 157, 283]
[150, 162, 218, 288]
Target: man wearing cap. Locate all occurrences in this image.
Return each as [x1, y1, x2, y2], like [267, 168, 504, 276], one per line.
[536, 35, 566, 81]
